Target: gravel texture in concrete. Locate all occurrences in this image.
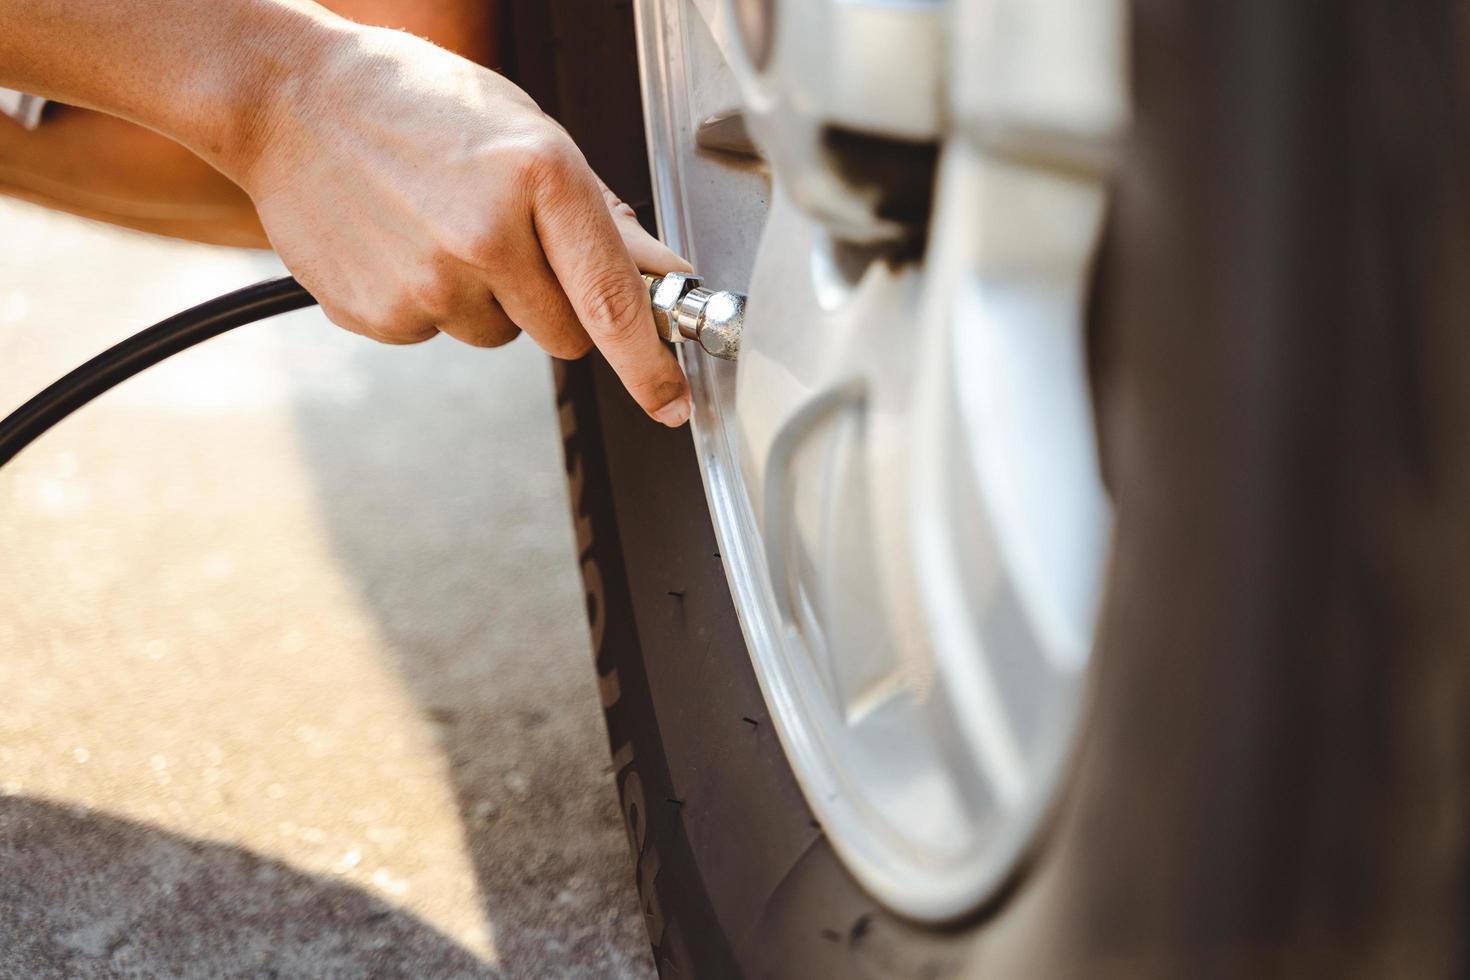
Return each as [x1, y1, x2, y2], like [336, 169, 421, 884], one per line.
[0, 199, 655, 979]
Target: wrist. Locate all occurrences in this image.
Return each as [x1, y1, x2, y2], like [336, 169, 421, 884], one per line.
[191, 2, 357, 186]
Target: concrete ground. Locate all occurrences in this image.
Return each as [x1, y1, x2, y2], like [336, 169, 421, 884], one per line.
[0, 199, 656, 979]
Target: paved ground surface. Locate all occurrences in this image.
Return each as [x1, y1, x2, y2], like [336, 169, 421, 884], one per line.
[0, 199, 656, 979]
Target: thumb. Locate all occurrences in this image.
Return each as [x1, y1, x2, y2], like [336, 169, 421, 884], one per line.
[614, 210, 694, 275]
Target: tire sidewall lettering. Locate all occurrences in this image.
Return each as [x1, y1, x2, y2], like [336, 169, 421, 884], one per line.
[556, 358, 671, 965]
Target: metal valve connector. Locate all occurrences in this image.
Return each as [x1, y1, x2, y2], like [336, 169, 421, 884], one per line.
[644, 272, 744, 361]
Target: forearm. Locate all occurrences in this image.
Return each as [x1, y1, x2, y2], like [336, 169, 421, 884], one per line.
[0, 106, 267, 248]
[0, 0, 344, 177]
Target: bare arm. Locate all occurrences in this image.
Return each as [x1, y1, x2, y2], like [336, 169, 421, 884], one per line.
[0, 0, 694, 426]
[0, 1, 323, 171]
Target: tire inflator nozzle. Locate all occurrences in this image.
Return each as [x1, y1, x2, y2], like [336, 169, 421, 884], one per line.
[643, 272, 745, 361]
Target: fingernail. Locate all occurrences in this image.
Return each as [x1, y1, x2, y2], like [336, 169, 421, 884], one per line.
[654, 396, 693, 428]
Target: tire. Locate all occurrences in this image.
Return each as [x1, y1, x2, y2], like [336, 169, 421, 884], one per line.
[512, 1, 1470, 977]
[504, 4, 977, 976]
[551, 352, 962, 979]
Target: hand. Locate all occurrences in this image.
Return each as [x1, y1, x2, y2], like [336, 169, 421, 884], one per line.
[227, 23, 693, 426]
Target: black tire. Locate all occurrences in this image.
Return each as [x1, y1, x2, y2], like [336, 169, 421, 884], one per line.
[504, 5, 978, 975]
[551, 354, 962, 978]
[513, 1, 1470, 977]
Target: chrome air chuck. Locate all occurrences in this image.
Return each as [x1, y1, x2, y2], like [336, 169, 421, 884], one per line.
[643, 272, 745, 361]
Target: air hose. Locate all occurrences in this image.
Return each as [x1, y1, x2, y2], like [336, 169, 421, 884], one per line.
[0, 276, 316, 469]
[0, 269, 747, 471]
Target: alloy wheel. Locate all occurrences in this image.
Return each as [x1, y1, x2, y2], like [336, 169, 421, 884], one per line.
[634, 0, 1126, 922]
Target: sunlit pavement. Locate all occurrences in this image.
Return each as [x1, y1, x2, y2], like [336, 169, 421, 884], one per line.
[0, 199, 654, 978]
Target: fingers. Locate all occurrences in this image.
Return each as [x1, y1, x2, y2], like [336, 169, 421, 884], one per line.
[596, 178, 693, 276]
[435, 291, 522, 350]
[534, 159, 692, 427]
[615, 210, 694, 277]
[490, 260, 593, 360]
[460, 219, 594, 360]
[319, 263, 517, 350]
[368, 324, 441, 346]
[318, 302, 440, 346]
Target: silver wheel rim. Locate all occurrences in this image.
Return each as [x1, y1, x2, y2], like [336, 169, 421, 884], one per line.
[635, 0, 1126, 921]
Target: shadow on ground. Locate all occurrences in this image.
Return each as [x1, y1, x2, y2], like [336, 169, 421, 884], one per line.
[282, 335, 654, 977]
[0, 203, 652, 977]
[0, 796, 497, 980]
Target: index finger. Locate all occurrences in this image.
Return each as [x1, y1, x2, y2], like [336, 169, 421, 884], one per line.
[532, 160, 692, 428]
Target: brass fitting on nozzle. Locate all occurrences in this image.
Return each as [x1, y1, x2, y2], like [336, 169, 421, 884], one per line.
[644, 272, 744, 361]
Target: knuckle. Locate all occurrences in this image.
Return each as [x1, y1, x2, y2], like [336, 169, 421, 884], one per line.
[406, 270, 459, 319]
[457, 314, 522, 349]
[597, 181, 638, 220]
[445, 222, 509, 268]
[320, 304, 372, 339]
[373, 300, 437, 344]
[581, 270, 649, 346]
[543, 333, 594, 361]
[323, 296, 436, 345]
[482, 322, 523, 348]
[520, 130, 584, 200]
[379, 327, 435, 346]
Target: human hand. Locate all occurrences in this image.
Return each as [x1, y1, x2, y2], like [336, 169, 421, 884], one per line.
[223, 22, 693, 426]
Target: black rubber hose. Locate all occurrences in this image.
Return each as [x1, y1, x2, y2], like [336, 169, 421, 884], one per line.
[0, 276, 317, 469]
